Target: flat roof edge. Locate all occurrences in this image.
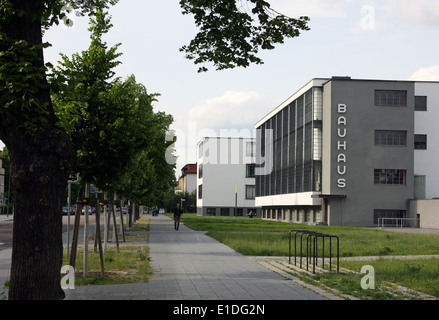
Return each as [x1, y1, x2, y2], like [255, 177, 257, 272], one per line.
[255, 78, 329, 128]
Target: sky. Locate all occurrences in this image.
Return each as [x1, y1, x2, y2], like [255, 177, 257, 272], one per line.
[2, 0, 439, 177]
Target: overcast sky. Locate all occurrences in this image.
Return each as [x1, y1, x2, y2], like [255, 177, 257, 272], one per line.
[2, 0, 439, 176]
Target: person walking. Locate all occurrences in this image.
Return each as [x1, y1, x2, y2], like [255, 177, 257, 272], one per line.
[173, 203, 183, 230]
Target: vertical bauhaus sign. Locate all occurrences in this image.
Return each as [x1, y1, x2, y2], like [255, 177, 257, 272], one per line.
[336, 103, 347, 189]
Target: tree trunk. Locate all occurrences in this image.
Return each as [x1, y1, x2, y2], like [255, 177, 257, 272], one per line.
[0, 0, 76, 299]
[7, 135, 74, 300]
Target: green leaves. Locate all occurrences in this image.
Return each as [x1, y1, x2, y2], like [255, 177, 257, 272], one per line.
[179, 0, 310, 72]
[50, 9, 176, 204]
[0, 34, 51, 133]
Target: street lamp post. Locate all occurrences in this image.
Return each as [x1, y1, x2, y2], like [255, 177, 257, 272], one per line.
[234, 183, 237, 217]
[66, 173, 79, 256]
[181, 198, 185, 211]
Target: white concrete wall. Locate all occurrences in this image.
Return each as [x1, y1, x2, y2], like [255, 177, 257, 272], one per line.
[184, 173, 197, 194]
[414, 82, 439, 199]
[410, 199, 439, 229]
[197, 137, 256, 212]
[255, 192, 322, 207]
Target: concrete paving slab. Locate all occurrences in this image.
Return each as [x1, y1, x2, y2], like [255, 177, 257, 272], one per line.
[64, 214, 328, 300]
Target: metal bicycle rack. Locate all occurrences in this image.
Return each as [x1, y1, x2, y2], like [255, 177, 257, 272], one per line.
[289, 230, 339, 274]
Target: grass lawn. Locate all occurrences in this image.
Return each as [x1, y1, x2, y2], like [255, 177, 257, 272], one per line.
[63, 246, 150, 286]
[62, 213, 439, 299]
[341, 258, 439, 298]
[181, 214, 439, 257]
[180, 214, 439, 299]
[63, 216, 151, 286]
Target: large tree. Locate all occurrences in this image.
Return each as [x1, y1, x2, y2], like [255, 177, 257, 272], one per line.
[50, 9, 161, 193]
[0, 0, 309, 300]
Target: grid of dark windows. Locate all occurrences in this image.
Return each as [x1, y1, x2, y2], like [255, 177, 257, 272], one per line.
[246, 163, 256, 177]
[288, 103, 296, 193]
[375, 90, 407, 106]
[374, 169, 407, 185]
[415, 134, 427, 150]
[304, 90, 312, 122]
[375, 130, 407, 146]
[415, 96, 427, 111]
[255, 88, 322, 197]
[373, 209, 406, 225]
[274, 113, 282, 195]
[256, 122, 266, 197]
[281, 107, 289, 194]
[264, 120, 271, 195]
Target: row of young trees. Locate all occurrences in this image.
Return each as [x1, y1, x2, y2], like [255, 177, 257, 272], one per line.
[49, 9, 176, 205]
[0, 0, 309, 300]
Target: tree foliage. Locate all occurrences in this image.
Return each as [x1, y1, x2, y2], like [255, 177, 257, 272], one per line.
[0, 0, 119, 134]
[179, 0, 310, 72]
[117, 112, 176, 204]
[50, 9, 176, 202]
[162, 190, 197, 213]
[0, 0, 308, 300]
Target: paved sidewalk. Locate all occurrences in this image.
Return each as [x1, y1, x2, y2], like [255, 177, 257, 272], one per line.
[64, 215, 328, 300]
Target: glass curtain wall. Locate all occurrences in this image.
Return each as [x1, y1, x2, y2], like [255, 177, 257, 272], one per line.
[256, 88, 323, 197]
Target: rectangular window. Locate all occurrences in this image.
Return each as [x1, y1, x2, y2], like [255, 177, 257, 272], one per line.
[414, 175, 426, 199]
[374, 209, 406, 226]
[375, 130, 407, 146]
[198, 163, 203, 178]
[246, 163, 256, 177]
[374, 169, 407, 185]
[206, 208, 216, 216]
[198, 184, 202, 199]
[375, 90, 407, 107]
[415, 96, 427, 111]
[415, 134, 427, 150]
[246, 185, 256, 199]
[220, 208, 229, 216]
[246, 142, 255, 156]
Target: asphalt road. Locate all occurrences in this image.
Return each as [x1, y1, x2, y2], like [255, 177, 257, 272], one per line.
[0, 220, 13, 251]
[0, 214, 97, 251]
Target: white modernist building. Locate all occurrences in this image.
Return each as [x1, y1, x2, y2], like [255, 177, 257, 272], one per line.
[413, 82, 439, 200]
[196, 137, 260, 217]
[255, 77, 439, 228]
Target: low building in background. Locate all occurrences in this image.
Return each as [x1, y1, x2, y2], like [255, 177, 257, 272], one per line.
[175, 163, 197, 194]
[196, 137, 260, 217]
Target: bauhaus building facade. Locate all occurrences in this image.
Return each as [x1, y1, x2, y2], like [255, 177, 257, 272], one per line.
[255, 77, 439, 227]
[196, 137, 259, 217]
